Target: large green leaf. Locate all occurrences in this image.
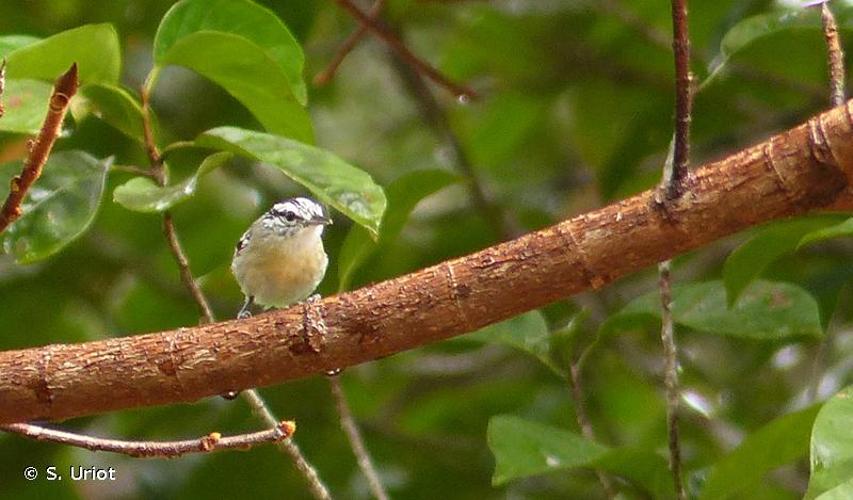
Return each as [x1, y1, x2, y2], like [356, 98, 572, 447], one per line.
[337, 169, 460, 291]
[807, 386, 853, 499]
[196, 127, 386, 236]
[700, 405, 820, 500]
[156, 31, 312, 143]
[71, 83, 145, 142]
[601, 280, 823, 340]
[703, 8, 822, 88]
[154, 0, 306, 104]
[113, 152, 233, 213]
[0, 35, 40, 56]
[0, 79, 52, 134]
[816, 479, 853, 500]
[488, 415, 607, 486]
[723, 216, 845, 305]
[5, 24, 120, 84]
[488, 415, 671, 497]
[462, 311, 562, 377]
[1, 151, 110, 264]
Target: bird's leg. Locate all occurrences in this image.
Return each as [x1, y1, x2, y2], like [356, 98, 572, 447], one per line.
[237, 295, 255, 319]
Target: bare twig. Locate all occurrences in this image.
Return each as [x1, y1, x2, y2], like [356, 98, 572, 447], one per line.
[315, 0, 387, 86]
[140, 79, 332, 499]
[567, 361, 616, 498]
[0, 63, 78, 233]
[329, 375, 389, 500]
[820, 2, 846, 107]
[388, 52, 515, 239]
[242, 389, 333, 500]
[0, 58, 6, 118]
[332, 0, 477, 100]
[1, 421, 294, 459]
[658, 260, 684, 499]
[656, 0, 692, 497]
[669, 0, 692, 198]
[162, 213, 217, 324]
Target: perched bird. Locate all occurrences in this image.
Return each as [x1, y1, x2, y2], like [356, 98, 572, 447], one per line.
[231, 197, 333, 318]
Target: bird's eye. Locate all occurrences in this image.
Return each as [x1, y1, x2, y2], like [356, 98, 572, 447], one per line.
[284, 211, 296, 222]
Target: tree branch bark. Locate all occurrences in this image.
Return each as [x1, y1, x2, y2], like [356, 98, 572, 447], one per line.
[1, 101, 853, 424]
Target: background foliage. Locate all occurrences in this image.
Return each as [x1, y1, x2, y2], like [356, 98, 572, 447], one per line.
[0, 0, 852, 498]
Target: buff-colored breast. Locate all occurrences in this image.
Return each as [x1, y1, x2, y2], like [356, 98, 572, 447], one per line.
[232, 225, 328, 308]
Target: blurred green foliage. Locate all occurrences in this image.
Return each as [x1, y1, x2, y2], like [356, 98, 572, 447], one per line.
[0, 0, 852, 499]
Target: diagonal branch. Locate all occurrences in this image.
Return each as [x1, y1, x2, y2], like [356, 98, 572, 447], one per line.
[1, 421, 294, 459]
[315, 0, 387, 86]
[0, 63, 78, 233]
[1, 101, 853, 424]
[332, 0, 477, 100]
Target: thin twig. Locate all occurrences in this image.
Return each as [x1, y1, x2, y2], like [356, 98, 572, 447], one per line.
[0, 63, 78, 233]
[162, 213, 217, 324]
[140, 79, 332, 499]
[567, 362, 616, 498]
[242, 389, 333, 500]
[669, 0, 692, 198]
[820, 2, 846, 107]
[1, 421, 294, 459]
[387, 51, 515, 240]
[0, 58, 6, 118]
[332, 0, 477, 100]
[658, 260, 684, 499]
[315, 0, 387, 86]
[328, 375, 389, 500]
[658, 1, 691, 497]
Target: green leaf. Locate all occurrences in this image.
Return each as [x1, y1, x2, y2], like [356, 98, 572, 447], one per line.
[154, 0, 306, 104]
[337, 169, 460, 291]
[806, 386, 853, 499]
[487, 415, 671, 497]
[703, 8, 822, 88]
[488, 415, 607, 486]
[0, 35, 40, 56]
[592, 448, 674, 500]
[815, 478, 853, 500]
[71, 83, 145, 142]
[0, 79, 52, 134]
[723, 216, 844, 305]
[156, 31, 312, 143]
[601, 280, 823, 340]
[798, 217, 853, 249]
[700, 405, 820, 500]
[196, 126, 386, 237]
[463, 311, 562, 377]
[5, 24, 120, 84]
[1, 151, 110, 264]
[113, 152, 232, 213]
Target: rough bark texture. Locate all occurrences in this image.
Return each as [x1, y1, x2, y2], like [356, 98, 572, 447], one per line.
[0, 63, 78, 233]
[2, 101, 853, 424]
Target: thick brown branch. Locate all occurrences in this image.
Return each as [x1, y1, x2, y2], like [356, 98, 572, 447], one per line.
[1, 421, 294, 458]
[332, 0, 477, 100]
[1, 102, 853, 424]
[0, 63, 78, 233]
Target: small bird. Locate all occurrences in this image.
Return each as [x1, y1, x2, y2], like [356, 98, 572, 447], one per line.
[231, 197, 333, 319]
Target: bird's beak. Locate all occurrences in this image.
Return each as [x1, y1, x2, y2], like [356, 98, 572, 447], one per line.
[310, 215, 333, 226]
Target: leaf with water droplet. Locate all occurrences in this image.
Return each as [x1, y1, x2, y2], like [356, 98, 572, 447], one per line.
[1, 151, 110, 263]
